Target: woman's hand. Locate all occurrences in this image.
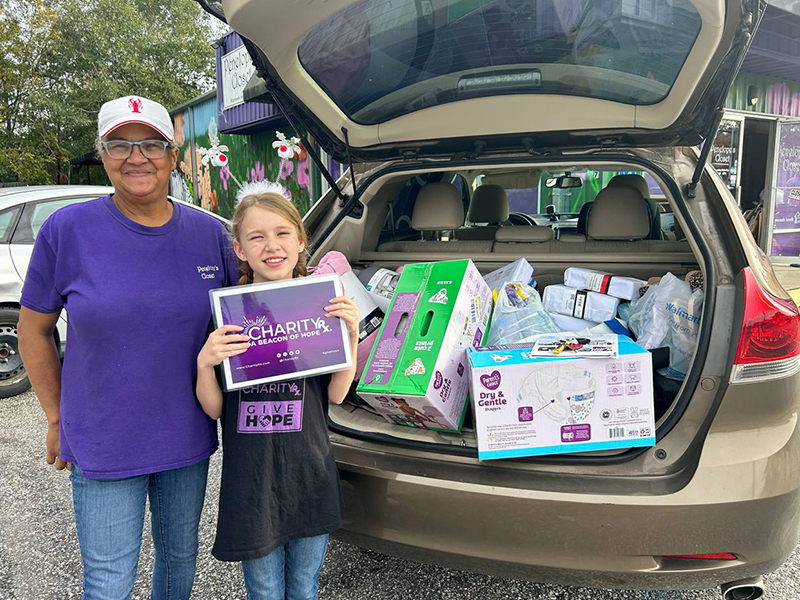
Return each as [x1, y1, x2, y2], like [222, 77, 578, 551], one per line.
[325, 296, 359, 344]
[46, 423, 70, 471]
[197, 325, 250, 369]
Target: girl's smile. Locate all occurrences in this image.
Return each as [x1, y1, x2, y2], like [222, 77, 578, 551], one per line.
[234, 206, 305, 283]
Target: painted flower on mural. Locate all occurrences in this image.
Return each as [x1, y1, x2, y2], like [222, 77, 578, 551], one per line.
[279, 159, 294, 180]
[220, 165, 231, 191]
[250, 161, 265, 183]
[297, 156, 311, 193]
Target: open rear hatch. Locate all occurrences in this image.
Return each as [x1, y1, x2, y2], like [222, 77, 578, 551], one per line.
[202, 0, 763, 161]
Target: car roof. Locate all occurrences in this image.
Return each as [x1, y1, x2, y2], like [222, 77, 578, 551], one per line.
[0, 185, 114, 209]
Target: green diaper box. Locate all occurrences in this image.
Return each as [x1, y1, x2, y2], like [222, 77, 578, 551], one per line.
[357, 260, 493, 432]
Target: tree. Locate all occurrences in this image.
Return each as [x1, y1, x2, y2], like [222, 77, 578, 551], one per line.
[0, 0, 219, 184]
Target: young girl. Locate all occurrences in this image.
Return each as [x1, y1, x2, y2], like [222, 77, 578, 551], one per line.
[195, 183, 359, 600]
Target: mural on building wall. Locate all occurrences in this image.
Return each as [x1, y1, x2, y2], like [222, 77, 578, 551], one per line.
[171, 98, 313, 220]
[727, 72, 800, 117]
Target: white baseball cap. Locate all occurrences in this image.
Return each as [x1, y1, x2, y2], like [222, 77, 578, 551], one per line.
[98, 95, 174, 142]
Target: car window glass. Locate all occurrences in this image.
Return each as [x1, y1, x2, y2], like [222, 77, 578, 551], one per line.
[299, 0, 703, 125]
[12, 197, 93, 244]
[0, 207, 21, 244]
[492, 169, 666, 219]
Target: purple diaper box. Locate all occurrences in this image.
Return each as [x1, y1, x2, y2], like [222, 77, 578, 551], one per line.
[210, 275, 352, 391]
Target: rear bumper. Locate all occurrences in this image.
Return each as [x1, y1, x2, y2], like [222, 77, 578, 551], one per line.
[332, 417, 800, 590]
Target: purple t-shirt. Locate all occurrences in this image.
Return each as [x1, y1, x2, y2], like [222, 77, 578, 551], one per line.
[21, 195, 238, 478]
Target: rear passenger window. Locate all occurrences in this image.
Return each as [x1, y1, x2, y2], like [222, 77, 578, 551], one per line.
[0, 207, 21, 244]
[12, 197, 93, 244]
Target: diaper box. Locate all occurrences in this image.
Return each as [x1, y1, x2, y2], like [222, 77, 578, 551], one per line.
[357, 259, 493, 432]
[467, 337, 655, 460]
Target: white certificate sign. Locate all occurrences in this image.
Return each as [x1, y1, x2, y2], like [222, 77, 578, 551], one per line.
[220, 45, 256, 111]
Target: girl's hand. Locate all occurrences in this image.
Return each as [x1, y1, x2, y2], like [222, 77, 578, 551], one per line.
[325, 296, 359, 343]
[198, 325, 250, 369]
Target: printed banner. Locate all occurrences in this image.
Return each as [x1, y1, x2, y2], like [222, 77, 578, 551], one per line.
[772, 122, 800, 256]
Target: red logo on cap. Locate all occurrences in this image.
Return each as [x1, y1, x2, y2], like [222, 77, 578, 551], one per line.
[128, 98, 143, 114]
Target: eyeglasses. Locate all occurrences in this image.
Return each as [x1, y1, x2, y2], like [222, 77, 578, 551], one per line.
[101, 139, 170, 160]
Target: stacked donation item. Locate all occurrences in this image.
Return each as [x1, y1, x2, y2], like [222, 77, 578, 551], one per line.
[345, 256, 705, 459]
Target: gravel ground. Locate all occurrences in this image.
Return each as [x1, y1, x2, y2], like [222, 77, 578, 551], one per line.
[2, 389, 799, 600]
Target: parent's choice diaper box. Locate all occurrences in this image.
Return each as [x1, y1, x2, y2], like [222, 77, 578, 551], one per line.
[467, 337, 655, 460]
[357, 259, 493, 432]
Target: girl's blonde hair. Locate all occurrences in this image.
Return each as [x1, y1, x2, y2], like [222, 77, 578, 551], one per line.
[231, 192, 308, 285]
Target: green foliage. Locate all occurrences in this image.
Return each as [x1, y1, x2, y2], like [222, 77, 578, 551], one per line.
[0, 0, 217, 184]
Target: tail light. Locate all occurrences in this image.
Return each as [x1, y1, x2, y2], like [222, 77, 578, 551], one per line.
[731, 267, 800, 383]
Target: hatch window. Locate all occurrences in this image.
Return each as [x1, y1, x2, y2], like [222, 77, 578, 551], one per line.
[298, 0, 703, 125]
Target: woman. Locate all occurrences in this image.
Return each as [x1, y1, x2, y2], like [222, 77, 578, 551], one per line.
[18, 95, 237, 600]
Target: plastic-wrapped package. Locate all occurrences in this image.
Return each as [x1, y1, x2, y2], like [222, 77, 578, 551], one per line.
[542, 284, 621, 323]
[618, 301, 633, 321]
[549, 312, 600, 332]
[358, 267, 400, 312]
[564, 267, 646, 301]
[486, 282, 561, 346]
[483, 258, 534, 293]
[311, 252, 384, 381]
[627, 272, 703, 380]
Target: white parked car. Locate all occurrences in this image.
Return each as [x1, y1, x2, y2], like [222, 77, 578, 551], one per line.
[0, 185, 229, 398]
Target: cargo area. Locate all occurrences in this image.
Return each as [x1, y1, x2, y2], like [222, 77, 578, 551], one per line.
[309, 158, 709, 458]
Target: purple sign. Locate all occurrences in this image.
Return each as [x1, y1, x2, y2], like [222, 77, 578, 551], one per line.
[211, 275, 351, 390]
[772, 123, 800, 256]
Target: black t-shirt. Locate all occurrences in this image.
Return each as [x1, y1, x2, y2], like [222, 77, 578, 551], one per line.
[211, 373, 343, 561]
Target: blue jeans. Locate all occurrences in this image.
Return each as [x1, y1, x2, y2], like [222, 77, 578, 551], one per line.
[242, 534, 329, 600]
[70, 459, 209, 600]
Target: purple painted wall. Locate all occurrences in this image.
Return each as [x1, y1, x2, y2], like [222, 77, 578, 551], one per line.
[215, 31, 283, 133]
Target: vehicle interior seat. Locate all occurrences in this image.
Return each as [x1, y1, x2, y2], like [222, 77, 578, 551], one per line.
[492, 225, 554, 252]
[458, 184, 509, 240]
[586, 186, 651, 241]
[377, 182, 494, 253]
[607, 174, 662, 240]
[556, 201, 593, 242]
[580, 186, 691, 252]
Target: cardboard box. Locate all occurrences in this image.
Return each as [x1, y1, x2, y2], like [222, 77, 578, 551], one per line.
[210, 275, 352, 391]
[467, 337, 655, 460]
[357, 259, 493, 432]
